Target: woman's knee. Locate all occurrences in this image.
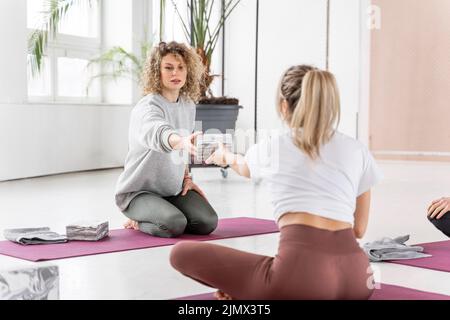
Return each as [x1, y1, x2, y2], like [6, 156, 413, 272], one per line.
[170, 241, 198, 271]
[194, 213, 218, 235]
[138, 213, 188, 238]
[157, 214, 188, 237]
[183, 191, 218, 234]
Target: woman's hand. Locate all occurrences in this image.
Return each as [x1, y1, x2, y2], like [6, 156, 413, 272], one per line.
[205, 142, 233, 167]
[205, 143, 251, 178]
[181, 175, 208, 201]
[169, 131, 202, 156]
[428, 197, 450, 219]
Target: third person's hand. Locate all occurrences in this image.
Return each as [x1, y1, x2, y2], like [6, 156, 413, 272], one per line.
[428, 197, 450, 219]
[205, 142, 230, 167]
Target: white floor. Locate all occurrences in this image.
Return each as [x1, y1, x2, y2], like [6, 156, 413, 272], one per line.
[1, 161, 450, 299]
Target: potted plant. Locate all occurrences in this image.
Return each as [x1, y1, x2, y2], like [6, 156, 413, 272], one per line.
[170, 0, 242, 134]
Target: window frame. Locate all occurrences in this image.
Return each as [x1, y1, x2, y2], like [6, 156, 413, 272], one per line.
[27, 0, 103, 104]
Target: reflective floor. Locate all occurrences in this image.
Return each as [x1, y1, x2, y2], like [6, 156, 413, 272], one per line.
[0, 161, 449, 299]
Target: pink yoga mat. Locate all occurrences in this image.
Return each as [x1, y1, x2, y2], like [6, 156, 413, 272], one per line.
[389, 240, 450, 273]
[0, 217, 279, 262]
[174, 283, 450, 300]
[370, 283, 450, 300]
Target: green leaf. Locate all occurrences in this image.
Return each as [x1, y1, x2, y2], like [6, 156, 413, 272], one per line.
[28, 0, 94, 77]
[86, 40, 153, 89]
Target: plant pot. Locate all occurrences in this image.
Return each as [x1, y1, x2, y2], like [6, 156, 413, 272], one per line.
[195, 104, 243, 133]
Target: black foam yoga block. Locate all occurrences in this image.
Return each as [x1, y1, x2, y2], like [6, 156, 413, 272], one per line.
[428, 212, 450, 238]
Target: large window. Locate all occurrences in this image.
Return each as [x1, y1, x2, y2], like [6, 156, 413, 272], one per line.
[27, 0, 102, 103]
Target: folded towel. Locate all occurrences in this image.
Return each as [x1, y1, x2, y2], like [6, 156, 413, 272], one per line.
[363, 235, 431, 262]
[3, 227, 67, 245]
[65, 220, 109, 241]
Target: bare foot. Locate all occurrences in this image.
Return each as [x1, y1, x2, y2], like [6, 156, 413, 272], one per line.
[214, 290, 233, 300]
[123, 219, 139, 230]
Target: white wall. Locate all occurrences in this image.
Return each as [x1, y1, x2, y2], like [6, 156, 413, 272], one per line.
[0, 0, 135, 181]
[207, 0, 224, 97]
[224, 0, 257, 152]
[224, 0, 369, 143]
[358, 0, 372, 146]
[132, 0, 153, 102]
[257, 0, 328, 134]
[0, 103, 130, 181]
[102, 0, 133, 104]
[0, 0, 27, 105]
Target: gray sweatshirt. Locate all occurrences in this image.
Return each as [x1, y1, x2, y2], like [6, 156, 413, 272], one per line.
[115, 93, 196, 211]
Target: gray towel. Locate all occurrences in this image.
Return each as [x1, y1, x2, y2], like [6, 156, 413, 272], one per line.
[363, 235, 431, 262]
[65, 220, 109, 241]
[3, 227, 67, 245]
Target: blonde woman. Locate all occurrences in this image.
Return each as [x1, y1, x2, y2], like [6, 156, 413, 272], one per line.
[115, 41, 218, 238]
[170, 65, 383, 299]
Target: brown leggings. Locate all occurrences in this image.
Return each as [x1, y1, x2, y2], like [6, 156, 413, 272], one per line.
[170, 224, 374, 300]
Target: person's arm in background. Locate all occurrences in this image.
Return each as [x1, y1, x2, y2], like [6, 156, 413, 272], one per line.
[428, 197, 450, 219]
[205, 143, 251, 178]
[353, 191, 371, 239]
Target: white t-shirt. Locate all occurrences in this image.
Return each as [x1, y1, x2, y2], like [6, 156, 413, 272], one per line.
[244, 131, 383, 225]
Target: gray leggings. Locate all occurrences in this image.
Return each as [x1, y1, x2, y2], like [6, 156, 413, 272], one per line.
[124, 190, 218, 238]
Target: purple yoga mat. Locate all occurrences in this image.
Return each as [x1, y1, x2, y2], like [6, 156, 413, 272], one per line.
[174, 283, 450, 300]
[0, 217, 279, 262]
[370, 283, 450, 300]
[389, 240, 450, 272]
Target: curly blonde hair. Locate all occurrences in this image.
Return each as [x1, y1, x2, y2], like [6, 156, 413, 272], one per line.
[141, 41, 205, 102]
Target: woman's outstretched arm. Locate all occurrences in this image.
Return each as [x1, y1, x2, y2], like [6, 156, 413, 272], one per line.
[205, 143, 251, 178]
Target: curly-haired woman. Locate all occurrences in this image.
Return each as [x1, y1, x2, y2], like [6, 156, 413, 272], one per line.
[115, 41, 218, 238]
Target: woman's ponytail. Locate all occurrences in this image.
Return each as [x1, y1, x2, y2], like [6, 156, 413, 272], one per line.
[289, 70, 341, 159]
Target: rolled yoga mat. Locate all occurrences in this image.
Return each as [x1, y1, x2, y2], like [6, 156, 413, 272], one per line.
[389, 240, 450, 273]
[174, 283, 450, 300]
[0, 217, 279, 262]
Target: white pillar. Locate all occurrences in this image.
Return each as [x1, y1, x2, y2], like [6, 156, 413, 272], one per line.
[0, 0, 27, 104]
[131, 0, 153, 103]
[102, 0, 133, 104]
[358, 0, 372, 147]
